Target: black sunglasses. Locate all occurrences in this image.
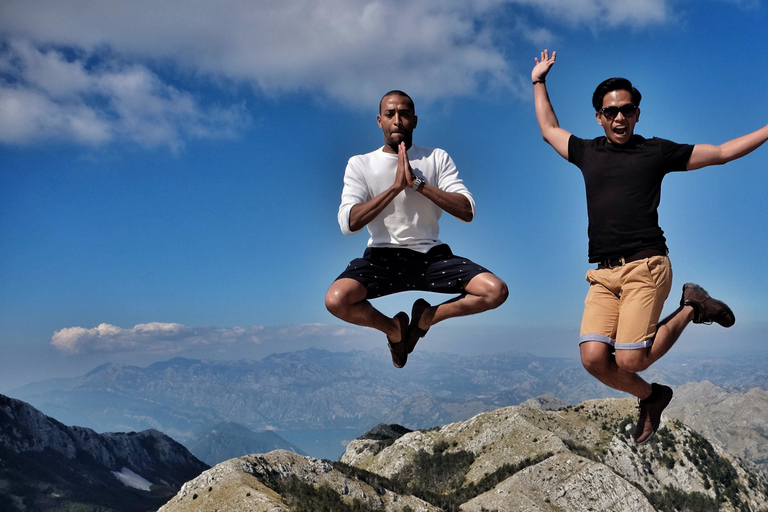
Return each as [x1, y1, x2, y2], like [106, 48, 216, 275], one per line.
[599, 104, 637, 120]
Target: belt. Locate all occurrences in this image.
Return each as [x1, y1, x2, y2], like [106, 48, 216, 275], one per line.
[597, 249, 666, 269]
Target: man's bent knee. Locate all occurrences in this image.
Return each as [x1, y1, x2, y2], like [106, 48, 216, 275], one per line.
[491, 280, 509, 308]
[324, 286, 344, 316]
[580, 341, 612, 378]
[325, 279, 367, 317]
[615, 349, 651, 373]
[466, 273, 508, 309]
[581, 353, 608, 377]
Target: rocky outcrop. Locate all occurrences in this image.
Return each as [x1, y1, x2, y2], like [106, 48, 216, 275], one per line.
[342, 398, 768, 511]
[160, 397, 768, 511]
[462, 452, 655, 512]
[158, 450, 441, 512]
[519, 394, 568, 411]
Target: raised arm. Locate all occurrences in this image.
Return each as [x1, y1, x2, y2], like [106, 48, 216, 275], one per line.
[532, 50, 571, 160]
[687, 123, 768, 170]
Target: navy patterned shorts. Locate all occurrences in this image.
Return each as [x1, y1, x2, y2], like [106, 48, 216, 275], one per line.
[335, 244, 490, 299]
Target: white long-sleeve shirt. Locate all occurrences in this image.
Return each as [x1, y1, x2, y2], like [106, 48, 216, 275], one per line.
[337, 145, 475, 253]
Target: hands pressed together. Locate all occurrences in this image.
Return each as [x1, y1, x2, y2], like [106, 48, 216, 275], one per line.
[394, 141, 416, 191]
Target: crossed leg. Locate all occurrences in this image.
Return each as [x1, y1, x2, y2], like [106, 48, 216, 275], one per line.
[325, 272, 508, 344]
[412, 272, 508, 331]
[325, 278, 406, 342]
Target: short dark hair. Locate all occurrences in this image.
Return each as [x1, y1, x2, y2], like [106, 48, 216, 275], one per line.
[592, 78, 642, 111]
[379, 90, 415, 114]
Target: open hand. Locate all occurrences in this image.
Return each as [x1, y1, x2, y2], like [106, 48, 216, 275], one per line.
[532, 49, 556, 83]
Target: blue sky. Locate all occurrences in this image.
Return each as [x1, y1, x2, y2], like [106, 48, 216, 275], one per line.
[1, 0, 767, 392]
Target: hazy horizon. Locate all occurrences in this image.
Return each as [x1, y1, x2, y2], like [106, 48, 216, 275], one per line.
[3, 1, 767, 396]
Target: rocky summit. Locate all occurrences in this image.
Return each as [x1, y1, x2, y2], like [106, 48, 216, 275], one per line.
[158, 450, 441, 512]
[160, 397, 768, 511]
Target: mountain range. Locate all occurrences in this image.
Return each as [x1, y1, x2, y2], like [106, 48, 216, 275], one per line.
[9, 350, 590, 436]
[9, 348, 768, 470]
[4, 360, 767, 511]
[13, 349, 768, 434]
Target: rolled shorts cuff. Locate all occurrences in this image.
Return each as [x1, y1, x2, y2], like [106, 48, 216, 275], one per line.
[579, 334, 653, 350]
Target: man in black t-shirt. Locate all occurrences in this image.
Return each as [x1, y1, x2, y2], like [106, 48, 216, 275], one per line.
[532, 49, 768, 444]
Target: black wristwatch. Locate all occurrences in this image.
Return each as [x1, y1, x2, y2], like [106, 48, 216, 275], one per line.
[412, 177, 425, 191]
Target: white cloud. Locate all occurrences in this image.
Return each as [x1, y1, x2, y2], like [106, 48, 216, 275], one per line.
[50, 322, 356, 355]
[0, 0, 677, 147]
[0, 84, 111, 145]
[0, 40, 250, 148]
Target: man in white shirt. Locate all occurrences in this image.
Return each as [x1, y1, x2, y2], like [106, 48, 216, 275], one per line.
[325, 90, 508, 368]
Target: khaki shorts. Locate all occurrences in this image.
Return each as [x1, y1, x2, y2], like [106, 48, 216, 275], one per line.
[579, 255, 672, 350]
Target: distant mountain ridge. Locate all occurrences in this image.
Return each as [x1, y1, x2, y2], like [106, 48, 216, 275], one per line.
[667, 380, 768, 478]
[0, 393, 209, 512]
[8, 350, 594, 438]
[17, 348, 767, 435]
[10, 348, 768, 469]
[159, 398, 768, 512]
[186, 421, 306, 466]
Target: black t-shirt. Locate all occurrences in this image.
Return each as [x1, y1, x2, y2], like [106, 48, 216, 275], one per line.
[568, 135, 694, 263]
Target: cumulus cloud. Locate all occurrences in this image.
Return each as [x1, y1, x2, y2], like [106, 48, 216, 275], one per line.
[50, 322, 353, 355]
[0, 0, 676, 147]
[0, 40, 250, 148]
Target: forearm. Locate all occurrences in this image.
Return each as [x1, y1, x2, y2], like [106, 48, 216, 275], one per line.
[718, 123, 768, 162]
[348, 185, 403, 232]
[688, 123, 768, 170]
[419, 185, 473, 222]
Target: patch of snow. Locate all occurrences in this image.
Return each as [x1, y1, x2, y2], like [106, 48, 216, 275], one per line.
[112, 467, 153, 491]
